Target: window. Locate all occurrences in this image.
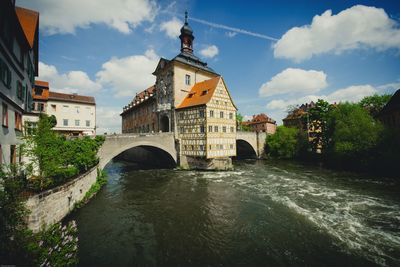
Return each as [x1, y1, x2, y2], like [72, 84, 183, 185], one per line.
[10, 145, 16, 164]
[38, 103, 44, 112]
[229, 113, 233, 120]
[86, 120, 90, 127]
[14, 112, 22, 131]
[75, 106, 80, 113]
[200, 125, 205, 133]
[199, 110, 205, 118]
[208, 125, 212, 132]
[220, 111, 224, 118]
[185, 74, 191, 85]
[223, 126, 226, 133]
[75, 120, 80, 126]
[0, 58, 12, 89]
[230, 144, 234, 149]
[200, 145, 204, 151]
[209, 145, 212, 150]
[16, 81, 23, 100]
[214, 126, 218, 132]
[51, 104, 56, 111]
[63, 119, 68, 126]
[2, 103, 8, 127]
[210, 110, 214, 118]
[35, 87, 43, 96]
[25, 121, 37, 135]
[188, 93, 194, 98]
[179, 113, 184, 119]
[201, 90, 208, 96]
[180, 127, 184, 133]
[230, 126, 234, 133]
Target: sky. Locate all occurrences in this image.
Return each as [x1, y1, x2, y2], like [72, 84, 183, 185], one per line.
[17, 0, 400, 134]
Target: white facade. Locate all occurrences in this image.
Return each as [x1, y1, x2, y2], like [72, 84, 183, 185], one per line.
[46, 99, 96, 136]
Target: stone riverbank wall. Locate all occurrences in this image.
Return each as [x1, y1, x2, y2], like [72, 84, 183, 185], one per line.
[25, 166, 98, 233]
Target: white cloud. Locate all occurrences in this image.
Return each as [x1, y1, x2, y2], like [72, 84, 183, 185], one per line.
[38, 62, 101, 94]
[18, 0, 157, 35]
[274, 5, 400, 62]
[266, 85, 377, 111]
[96, 49, 159, 97]
[199, 45, 219, 58]
[96, 106, 122, 134]
[226, 31, 237, 38]
[327, 85, 376, 103]
[377, 82, 400, 94]
[259, 68, 328, 97]
[160, 17, 182, 39]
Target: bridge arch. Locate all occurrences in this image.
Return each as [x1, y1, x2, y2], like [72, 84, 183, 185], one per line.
[236, 139, 257, 159]
[98, 134, 177, 170]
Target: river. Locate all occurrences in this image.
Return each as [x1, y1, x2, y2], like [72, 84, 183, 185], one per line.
[68, 159, 400, 266]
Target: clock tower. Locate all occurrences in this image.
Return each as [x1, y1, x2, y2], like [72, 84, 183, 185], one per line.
[179, 11, 194, 54]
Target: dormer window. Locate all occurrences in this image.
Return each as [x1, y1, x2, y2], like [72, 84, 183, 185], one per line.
[188, 93, 194, 98]
[185, 74, 191, 85]
[201, 90, 208, 96]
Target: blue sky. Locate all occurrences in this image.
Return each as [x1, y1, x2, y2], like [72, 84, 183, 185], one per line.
[18, 0, 400, 133]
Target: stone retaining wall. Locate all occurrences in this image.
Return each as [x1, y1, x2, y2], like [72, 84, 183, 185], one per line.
[25, 166, 98, 233]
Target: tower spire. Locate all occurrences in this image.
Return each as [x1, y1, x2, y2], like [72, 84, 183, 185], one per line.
[179, 11, 194, 54]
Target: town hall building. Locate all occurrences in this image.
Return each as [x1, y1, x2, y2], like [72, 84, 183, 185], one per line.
[121, 12, 237, 169]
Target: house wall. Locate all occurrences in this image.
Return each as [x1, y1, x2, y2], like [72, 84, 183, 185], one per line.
[0, 1, 36, 165]
[121, 98, 157, 133]
[177, 106, 206, 157]
[46, 100, 96, 135]
[205, 79, 236, 158]
[172, 62, 217, 109]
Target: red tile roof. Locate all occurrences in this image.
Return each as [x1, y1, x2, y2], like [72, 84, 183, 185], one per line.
[245, 113, 276, 125]
[15, 6, 39, 48]
[177, 76, 221, 109]
[35, 80, 49, 88]
[49, 92, 96, 105]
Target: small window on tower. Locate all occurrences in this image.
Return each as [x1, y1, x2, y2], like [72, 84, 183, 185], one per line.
[185, 74, 191, 85]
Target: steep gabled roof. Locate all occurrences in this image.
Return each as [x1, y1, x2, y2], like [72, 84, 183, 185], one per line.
[177, 77, 220, 109]
[15, 6, 39, 49]
[177, 76, 237, 110]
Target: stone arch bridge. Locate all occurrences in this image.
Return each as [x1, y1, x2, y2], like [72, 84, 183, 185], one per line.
[98, 132, 267, 169]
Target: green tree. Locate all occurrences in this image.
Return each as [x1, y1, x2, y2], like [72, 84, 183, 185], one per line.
[236, 113, 251, 131]
[327, 103, 383, 168]
[24, 114, 66, 189]
[308, 99, 332, 153]
[266, 126, 306, 159]
[359, 94, 392, 117]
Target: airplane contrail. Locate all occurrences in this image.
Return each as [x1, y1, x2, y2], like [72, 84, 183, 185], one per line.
[164, 10, 278, 42]
[188, 16, 278, 42]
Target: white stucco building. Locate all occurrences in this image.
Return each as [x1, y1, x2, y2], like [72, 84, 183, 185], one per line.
[0, 1, 38, 166]
[31, 80, 96, 136]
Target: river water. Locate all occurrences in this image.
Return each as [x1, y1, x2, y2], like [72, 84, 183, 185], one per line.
[69, 160, 400, 266]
